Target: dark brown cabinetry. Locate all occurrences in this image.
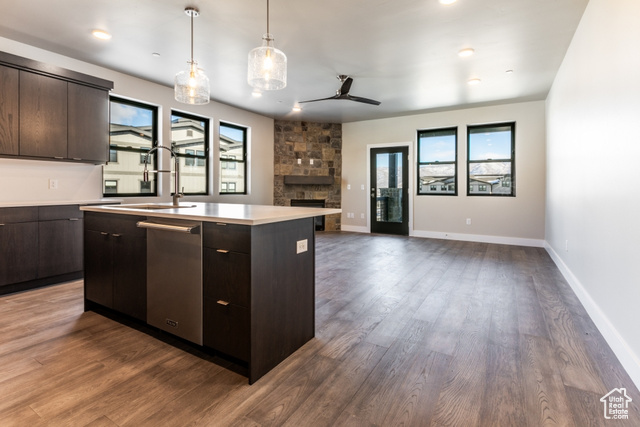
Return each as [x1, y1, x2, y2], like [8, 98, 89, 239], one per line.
[38, 205, 83, 278]
[0, 204, 84, 295]
[84, 212, 147, 321]
[202, 218, 316, 383]
[0, 207, 39, 287]
[68, 83, 109, 162]
[19, 71, 68, 158]
[203, 223, 251, 362]
[0, 64, 19, 156]
[0, 51, 113, 163]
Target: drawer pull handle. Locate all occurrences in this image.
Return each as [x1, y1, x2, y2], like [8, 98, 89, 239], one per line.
[216, 222, 227, 226]
[216, 249, 230, 254]
[100, 232, 109, 236]
[217, 300, 230, 306]
[112, 233, 122, 238]
[69, 218, 80, 221]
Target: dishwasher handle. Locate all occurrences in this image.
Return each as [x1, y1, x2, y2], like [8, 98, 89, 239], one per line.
[136, 220, 200, 234]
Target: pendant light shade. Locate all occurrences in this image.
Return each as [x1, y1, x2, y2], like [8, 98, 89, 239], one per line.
[175, 7, 210, 105]
[248, 1, 287, 90]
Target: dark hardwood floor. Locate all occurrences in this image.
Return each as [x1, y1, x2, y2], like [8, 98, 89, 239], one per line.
[1, 232, 638, 426]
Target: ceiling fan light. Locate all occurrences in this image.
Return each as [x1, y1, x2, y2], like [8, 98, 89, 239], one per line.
[248, 34, 287, 90]
[175, 61, 210, 105]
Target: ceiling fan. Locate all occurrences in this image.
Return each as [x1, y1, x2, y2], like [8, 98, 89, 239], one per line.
[299, 75, 381, 106]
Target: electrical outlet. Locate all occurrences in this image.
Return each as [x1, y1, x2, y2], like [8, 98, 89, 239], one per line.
[347, 184, 351, 190]
[48, 179, 58, 190]
[310, 159, 314, 165]
[296, 239, 308, 254]
[565, 240, 569, 252]
[297, 158, 301, 164]
[361, 184, 365, 190]
[466, 218, 471, 225]
[360, 213, 365, 219]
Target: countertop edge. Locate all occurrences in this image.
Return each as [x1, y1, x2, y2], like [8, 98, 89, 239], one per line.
[80, 203, 342, 226]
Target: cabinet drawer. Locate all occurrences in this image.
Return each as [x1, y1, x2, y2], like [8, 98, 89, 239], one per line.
[39, 205, 81, 221]
[203, 248, 250, 306]
[203, 297, 249, 362]
[203, 222, 250, 253]
[84, 212, 147, 237]
[0, 206, 39, 223]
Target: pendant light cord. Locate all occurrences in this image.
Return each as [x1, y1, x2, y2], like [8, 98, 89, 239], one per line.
[190, 11, 194, 62]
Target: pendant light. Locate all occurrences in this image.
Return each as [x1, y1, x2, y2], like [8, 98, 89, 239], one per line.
[175, 7, 210, 105]
[247, 0, 287, 90]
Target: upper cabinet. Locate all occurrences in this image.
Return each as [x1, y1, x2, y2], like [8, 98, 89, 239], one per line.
[0, 51, 113, 164]
[68, 83, 109, 162]
[19, 71, 68, 158]
[0, 65, 19, 156]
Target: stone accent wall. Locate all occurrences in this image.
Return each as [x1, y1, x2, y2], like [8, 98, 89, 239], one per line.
[274, 120, 341, 231]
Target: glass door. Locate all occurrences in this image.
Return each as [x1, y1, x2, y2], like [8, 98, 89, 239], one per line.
[370, 146, 409, 235]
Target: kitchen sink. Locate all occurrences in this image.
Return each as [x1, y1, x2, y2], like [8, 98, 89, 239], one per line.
[111, 204, 197, 210]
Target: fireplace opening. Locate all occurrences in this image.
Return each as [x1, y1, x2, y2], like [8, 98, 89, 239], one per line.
[290, 199, 325, 231]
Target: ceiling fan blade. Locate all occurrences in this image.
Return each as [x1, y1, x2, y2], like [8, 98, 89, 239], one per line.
[299, 95, 339, 104]
[339, 77, 353, 95]
[347, 95, 381, 105]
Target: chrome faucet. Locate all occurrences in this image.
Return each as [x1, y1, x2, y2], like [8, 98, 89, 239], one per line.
[142, 145, 183, 207]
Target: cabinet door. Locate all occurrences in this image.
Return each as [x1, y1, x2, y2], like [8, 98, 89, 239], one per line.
[203, 248, 250, 306]
[204, 297, 250, 361]
[38, 218, 83, 278]
[0, 65, 19, 156]
[19, 71, 68, 158]
[84, 229, 113, 308]
[0, 222, 38, 287]
[68, 84, 109, 162]
[113, 235, 147, 321]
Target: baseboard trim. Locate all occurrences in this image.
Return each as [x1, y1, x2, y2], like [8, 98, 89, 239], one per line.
[545, 242, 640, 390]
[411, 230, 545, 247]
[340, 225, 369, 233]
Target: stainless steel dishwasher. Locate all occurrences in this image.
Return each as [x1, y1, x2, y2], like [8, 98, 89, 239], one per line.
[137, 218, 203, 345]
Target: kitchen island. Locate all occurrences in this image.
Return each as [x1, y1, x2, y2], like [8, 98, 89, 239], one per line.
[81, 202, 340, 384]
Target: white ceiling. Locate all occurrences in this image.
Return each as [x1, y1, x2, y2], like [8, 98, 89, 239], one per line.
[0, 0, 588, 123]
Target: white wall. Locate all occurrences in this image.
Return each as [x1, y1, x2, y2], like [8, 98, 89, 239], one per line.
[342, 101, 546, 246]
[0, 37, 274, 206]
[545, 0, 640, 386]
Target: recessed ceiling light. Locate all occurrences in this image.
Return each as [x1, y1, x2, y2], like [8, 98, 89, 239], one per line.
[505, 69, 514, 74]
[292, 106, 302, 112]
[252, 89, 262, 98]
[91, 29, 112, 40]
[152, 52, 161, 57]
[439, 0, 457, 5]
[467, 78, 481, 85]
[458, 48, 475, 57]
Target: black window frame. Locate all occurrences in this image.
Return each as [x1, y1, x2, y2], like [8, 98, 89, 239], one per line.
[219, 122, 247, 195]
[105, 96, 158, 197]
[417, 127, 458, 196]
[170, 110, 210, 196]
[467, 122, 516, 197]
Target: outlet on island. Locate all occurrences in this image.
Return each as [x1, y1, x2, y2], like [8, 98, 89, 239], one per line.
[296, 239, 308, 254]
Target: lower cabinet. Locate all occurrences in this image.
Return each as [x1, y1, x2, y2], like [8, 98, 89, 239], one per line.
[84, 212, 147, 321]
[38, 205, 83, 278]
[0, 207, 39, 287]
[0, 205, 83, 294]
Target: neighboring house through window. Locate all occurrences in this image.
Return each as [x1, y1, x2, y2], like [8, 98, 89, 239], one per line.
[171, 111, 209, 195]
[104, 97, 158, 197]
[467, 122, 515, 196]
[417, 127, 457, 195]
[219, 122, 247, 194]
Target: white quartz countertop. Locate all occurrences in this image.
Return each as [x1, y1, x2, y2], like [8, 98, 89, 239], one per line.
[80, 202, 341, 225]
[0, 199, 122, 208]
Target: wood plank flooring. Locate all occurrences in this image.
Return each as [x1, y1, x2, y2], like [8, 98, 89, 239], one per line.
[1, 232, 638, 426]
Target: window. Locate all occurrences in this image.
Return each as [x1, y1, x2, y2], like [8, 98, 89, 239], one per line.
[467, 122, 515, 196]
[104, 97, 158, 197]
[417, 127, 457, 195]
[171, 111, 209, 195]
[104, 180, 118, 194]
[219, 122, 247, 194]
